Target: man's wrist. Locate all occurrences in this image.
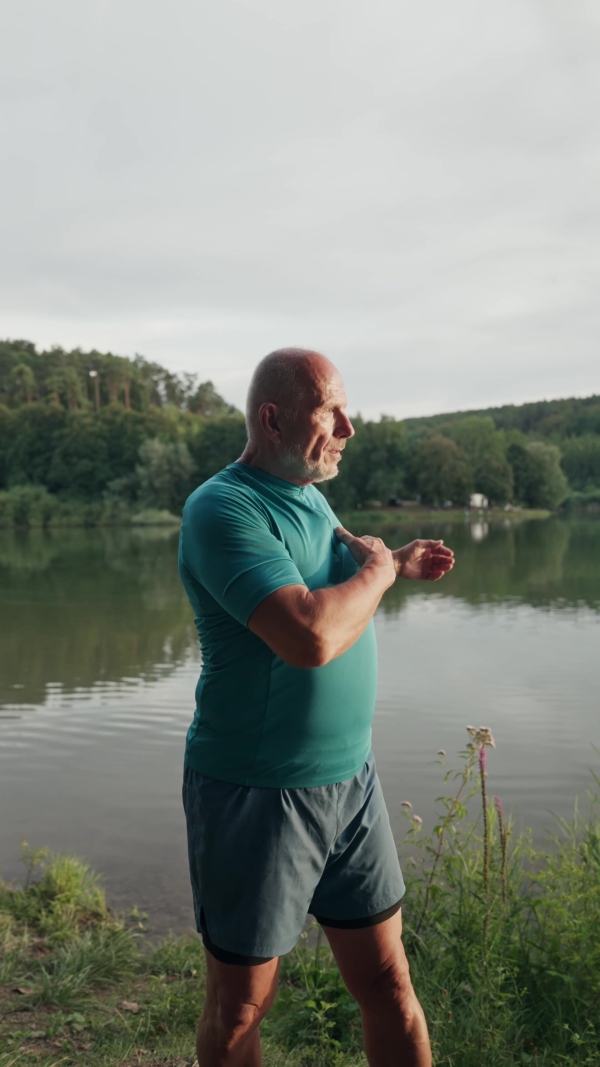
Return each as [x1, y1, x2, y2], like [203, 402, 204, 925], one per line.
[362, 558, 396, 590]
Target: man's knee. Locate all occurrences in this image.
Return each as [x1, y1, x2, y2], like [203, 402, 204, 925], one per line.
[353, 955, 419, 1022]
[212, 998, 265, 1047]
[203, 970, 278, 1050]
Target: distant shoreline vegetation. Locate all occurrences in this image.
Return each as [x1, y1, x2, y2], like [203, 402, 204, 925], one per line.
[0, 488, 555, 532]
[1, 338, 600, 529]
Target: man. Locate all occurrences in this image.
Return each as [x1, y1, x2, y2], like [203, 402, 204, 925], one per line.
[179, 348, 454, 1067]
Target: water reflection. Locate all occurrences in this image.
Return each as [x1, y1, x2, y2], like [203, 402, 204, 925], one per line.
[1, 519, 599, 713]
[0, 527, 196, 709]
[0, 518, 593, 717]
[378, 518, 599, 614]
[470, 521, 489, 542]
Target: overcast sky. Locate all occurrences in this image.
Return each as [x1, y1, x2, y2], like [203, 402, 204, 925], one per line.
[1, 0, 599, 418]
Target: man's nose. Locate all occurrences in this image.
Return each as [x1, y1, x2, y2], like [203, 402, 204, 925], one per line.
[336, 412, 354, 439]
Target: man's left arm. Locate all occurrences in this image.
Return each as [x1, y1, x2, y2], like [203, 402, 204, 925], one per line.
[392, 537, 455, 581]
[336, 528, 455, 583]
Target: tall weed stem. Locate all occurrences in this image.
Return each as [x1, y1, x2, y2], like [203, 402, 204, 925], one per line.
[479, 746, 490, 948]
[494, 795, 508, 906]
[414, 748, 478, 937]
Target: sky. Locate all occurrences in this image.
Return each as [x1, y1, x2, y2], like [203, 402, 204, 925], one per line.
[1, 0, 599, 419]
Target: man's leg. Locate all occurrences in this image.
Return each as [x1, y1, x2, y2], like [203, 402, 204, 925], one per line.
[196, 950, 280, 1067]
[323, 908, 431, 1067]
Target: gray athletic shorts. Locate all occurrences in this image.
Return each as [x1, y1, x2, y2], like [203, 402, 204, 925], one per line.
[182, 751, 405, 964]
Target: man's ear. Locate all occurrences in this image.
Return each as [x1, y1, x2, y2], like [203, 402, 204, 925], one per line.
[258, 402, 282, 443]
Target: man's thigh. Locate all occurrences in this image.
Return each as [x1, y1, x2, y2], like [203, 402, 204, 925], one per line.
[182, 764, 335, 960]
[309, 755, 405, 927]
[183, 755, 404, 960]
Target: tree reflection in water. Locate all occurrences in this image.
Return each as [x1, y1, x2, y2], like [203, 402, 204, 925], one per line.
[0, 527, 196, 710]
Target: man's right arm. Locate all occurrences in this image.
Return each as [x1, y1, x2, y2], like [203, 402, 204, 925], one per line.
[247, 529, 395, 668]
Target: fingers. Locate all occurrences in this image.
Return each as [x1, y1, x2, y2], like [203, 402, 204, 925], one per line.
[335, 525, 355, 544]
[423, 539, 454, 558]
[426, 557, 455, 580]
[423, 540, 454, 563]
[335, 526, 380, 547]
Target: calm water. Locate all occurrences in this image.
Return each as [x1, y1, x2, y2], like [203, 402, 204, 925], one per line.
[1, 517, 599, 933]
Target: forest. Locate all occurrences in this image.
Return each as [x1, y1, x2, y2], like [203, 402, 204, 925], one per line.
[1, 338, 599, 525]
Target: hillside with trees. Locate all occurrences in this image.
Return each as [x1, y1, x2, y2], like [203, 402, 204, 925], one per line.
[0, 339, 598, 526]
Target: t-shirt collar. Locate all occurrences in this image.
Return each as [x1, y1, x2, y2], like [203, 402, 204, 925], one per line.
[228, 461, 307, 496]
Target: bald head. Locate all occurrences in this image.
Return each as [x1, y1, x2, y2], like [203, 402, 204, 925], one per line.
[240, 347, 353, 484]
[245, 347, 338, 442]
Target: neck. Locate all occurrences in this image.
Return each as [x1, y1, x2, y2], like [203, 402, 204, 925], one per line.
[237, 443, 312, 486]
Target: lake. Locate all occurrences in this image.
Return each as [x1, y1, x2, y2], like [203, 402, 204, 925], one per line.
[1, 516, 599, 935]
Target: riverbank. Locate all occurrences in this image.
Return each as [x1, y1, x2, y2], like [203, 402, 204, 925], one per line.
[0, 483, 553, 530]
[2, 736, 598, 1067]
[0, 485, 181, 529]
[336, 504, 552, 531]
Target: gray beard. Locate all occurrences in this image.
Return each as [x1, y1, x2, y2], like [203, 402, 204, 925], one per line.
[278, 443, 339, 484]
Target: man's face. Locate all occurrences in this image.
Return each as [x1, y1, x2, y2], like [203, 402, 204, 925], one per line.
[278, 369, 355, 484]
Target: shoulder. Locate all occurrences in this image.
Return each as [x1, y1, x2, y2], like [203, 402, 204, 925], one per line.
[184, 467, 262, 518]
[181, 468, 271, 544]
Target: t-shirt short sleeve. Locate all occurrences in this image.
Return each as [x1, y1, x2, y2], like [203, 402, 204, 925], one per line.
[180, 482, 305, 626]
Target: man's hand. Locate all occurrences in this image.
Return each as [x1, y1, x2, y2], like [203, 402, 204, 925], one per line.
[393, 539, 455, 581]
[335, 526, 396, 588]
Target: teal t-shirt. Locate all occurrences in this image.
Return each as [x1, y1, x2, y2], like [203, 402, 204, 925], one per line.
[178, 462, 378, 787]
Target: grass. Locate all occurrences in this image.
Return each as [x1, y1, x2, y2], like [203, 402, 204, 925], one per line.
[1, 737, 599, 1066]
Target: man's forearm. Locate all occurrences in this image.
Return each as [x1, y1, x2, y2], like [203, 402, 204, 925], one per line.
[302, 561, 393, 665]
[248, 560, 393, 669]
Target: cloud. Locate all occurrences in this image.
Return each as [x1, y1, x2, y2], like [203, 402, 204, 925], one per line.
[1, 0, 599, 417]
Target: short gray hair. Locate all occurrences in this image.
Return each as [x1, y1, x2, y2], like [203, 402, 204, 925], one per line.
[245, 348, 315, 440]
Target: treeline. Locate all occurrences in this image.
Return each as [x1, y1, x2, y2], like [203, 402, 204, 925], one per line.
[322, 413, 600, 512]
[0, 339, 247, 524]
[0, 339, 599, 525]
[0, 338, 236, 416]
[403, 393, 600, 440]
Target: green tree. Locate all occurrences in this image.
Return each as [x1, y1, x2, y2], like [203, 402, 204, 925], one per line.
[560, 435, 600, 491]
[188, 415, 248, 484]
[0, 340, 37, 406]
[450, 416, 513, 504]
[508, 439, 569, 509]
[187, 380, 238, 417]
[0, 405, 12, 487]
[524, 442, 569, 509]
[8, 363, 36, 405]
[47, 414, 114, 498]
[135, 438, 197, 513]
[3, 404, 68, 488]
[45, 365, 86, 411]
[102, 354, 130, 406]
[413, 434, 471, 506]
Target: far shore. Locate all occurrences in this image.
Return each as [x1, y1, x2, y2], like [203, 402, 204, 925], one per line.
[0, 503, 557, 532]
[336, 504, 552, 528]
